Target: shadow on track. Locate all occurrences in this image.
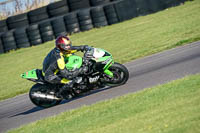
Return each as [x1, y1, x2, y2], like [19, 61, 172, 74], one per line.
[9, 86, 111, 118]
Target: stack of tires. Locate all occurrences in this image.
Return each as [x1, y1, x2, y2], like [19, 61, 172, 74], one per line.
[27, 24, 42, 46]
[68, 0, 91, 11]
[64, 12, 80, 34]
[14, 27, 30, 48]
[148, 0, 164, 13]
[134, 0, 150, 16]
[162, 0, 184, 8]
[0, 35, 4, 54]
[104, 3, 119, 25]
[91, 6, 108, 28]
[90, 0, 110, 6]
[78, 9, 93, 31]
[47, 0, 69, 18]
[1, 30, 17, 52]
[51, 16, 67, 38]
[114, 0, 137, 22]
[28, 6, 49, 24]
[7, 13, 29, 30]
[39, 20, 54, 43]
[0, 20, 8, 34]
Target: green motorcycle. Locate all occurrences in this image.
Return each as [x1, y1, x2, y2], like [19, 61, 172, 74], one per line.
[21, 47, 129, 108]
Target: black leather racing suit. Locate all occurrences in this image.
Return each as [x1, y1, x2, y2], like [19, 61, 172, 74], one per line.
[42, 46, 87, 84]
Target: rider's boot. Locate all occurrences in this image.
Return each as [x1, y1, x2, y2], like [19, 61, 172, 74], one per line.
[56, 81, 74, 99]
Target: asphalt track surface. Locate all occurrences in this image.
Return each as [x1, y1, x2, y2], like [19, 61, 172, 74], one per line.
[0, 41, 200, 133]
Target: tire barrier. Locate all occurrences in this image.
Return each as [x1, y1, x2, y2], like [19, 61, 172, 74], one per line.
[51, 16, 67, 38]
[14, 27, 30, 48]
[148, 0, 164, 13]
[28, 6, 49, 24]
[39, 20, 55, 43]
[27, 24, 42, 46]
[90, 0, 110, 6]
[91, 6, 108, 28]
[162, 0, 184, 9]
[104, 3, 119, 25]
[78, 9, 94, 31]
[114, 0, 137, 22]
[64, 12, 80, 34]
[0, 0, 187, 54]
[1, 30, 17, 52]
[134, 0, 150, 16]
[0, 20, 8, 34]
[0, 35, 4, 54]
[68, 0, 91, 11]
[47, 0, 69, 17]
[7, 13, 29, 30]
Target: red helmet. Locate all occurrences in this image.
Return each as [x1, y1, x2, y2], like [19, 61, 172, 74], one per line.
[55, 36, 72, 52]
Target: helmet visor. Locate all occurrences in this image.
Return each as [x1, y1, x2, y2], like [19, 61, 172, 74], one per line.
[60, 43, 72, 51]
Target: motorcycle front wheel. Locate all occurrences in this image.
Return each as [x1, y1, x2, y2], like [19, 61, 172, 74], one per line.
[29, 84, 62, 108]
[103, 62, 129, 87]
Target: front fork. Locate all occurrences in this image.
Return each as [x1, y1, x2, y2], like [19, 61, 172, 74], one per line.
[103, 60, 114, 77]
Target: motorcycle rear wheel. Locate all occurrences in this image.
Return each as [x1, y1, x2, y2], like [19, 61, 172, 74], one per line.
[29, 84, 62, 108]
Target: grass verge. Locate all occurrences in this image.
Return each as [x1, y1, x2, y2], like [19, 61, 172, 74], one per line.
[8, 74, 200, 133]
[0, 0, 200, 101]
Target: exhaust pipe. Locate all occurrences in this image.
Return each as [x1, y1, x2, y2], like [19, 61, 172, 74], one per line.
[32, 92, 61, 100]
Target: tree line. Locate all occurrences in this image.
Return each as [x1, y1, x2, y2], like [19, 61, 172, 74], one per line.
[0, 0, 58, 20]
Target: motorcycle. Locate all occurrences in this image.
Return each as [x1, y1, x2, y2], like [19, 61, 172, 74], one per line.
[21, 47, 129, 108]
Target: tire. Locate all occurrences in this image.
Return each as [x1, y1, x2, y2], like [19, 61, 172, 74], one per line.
[30, 39, 42, 46]
[104, 3, 119, 25]
[90, 0, 110, 6]
[28, 6, 47, 16]
[0, 20, 7, 27]
[64, 12, 77, 20]
[53, 25, 67, 33]
[68, 0, 90, 11]
[0, 26, 8, 33]
[91, 7, 105, 18]
[66, 23, 80, 33]
[80, 24, 93, 31]
[48, 0, 68, 10]
[27, 24, 39, 31]
[27, 30, 40, 37]
[79, 19, 92, 25]
[7, 20, 29, 30]
[29, 84, 62, 108]
[42, 35, 55, 43]
[107, 17, 118, 25]
[16, 42, 30, 48]
[103, 62, 129, 87]
[2, 41, 17, 52]
[77, 9, 91, 21]
[68, 27, 80, 33]
[15, 38, 29, 44]
[0, 38, 4, 54]
[93, 21, 107, 28]
[134, 0, 150, 16]
[48, 6, 69, 17]
[40, 26, 53, 33]
[51, 17, 67, 34]
[114, 0, 137, 22]
[41, 30, 54, 37]
[7, 13, 28, 24]
[29, 13, 49, 24]
[55, 31, 67, 38]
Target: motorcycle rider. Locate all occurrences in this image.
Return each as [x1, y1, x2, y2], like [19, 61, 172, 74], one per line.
[42, 35, 89, 98]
